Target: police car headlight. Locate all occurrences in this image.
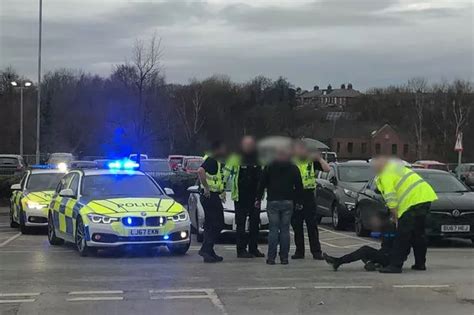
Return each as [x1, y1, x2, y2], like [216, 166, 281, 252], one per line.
[168, 212, 188, 222]
[343, 189, 359, 199]
[26, 201, 47, 210]
[87, 214, 119, 224]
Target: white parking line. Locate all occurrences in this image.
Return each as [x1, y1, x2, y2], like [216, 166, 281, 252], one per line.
[319, 226, 377, 245]
[0, 232, 22, 248]
[237, 286, 296, 291]
[150, 288, 227, 315]
[314, 285, 373, 289]
[68, 290, 123, 295]
[0, 293, 41, 297]
[0, 299, 36, 304]
[67, 297, 124, 302]
[393, 284, 450, 289]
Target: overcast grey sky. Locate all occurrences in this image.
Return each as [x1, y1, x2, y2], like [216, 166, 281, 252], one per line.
[1, 0, 472, 90]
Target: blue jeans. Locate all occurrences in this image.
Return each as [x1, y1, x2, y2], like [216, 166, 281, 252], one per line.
[267, 200, 293, 261]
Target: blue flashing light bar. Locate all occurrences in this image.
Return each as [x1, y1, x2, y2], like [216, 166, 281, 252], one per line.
[107, 159, 140, 170]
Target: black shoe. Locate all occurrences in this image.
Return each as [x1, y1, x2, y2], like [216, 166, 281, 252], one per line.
[364, 261, 377, 272]
[212, 253, 224, 262]
[291, 253, 305, 259]
[411, 264, 426, 271]
[199, 250, 218, 263]
[237, 251, 254, 258]
[323, 253, 340, 271]
[281, 258, 289, 265]
[312, 252, 324, 260]
[379, 265, 402, 273]
[249, 250, 265, 258]
[266, 259, 276, 265]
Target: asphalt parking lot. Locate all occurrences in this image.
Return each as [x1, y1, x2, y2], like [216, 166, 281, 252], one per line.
[0, 207, 473, 315]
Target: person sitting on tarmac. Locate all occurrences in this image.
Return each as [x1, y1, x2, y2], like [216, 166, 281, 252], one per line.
[323, 219, 395, 272]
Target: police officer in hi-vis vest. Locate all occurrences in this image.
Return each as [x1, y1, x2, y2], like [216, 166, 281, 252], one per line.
[291, 140, 330, 260]
[197, 140, 227, 263]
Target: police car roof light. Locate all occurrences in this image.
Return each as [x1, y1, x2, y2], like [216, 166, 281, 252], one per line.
[107, 159, 139, 170]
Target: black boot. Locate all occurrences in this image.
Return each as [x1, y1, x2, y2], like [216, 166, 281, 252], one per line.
[249, 249, 265, 258]
[237, 250, 254, 258]
[312, 252, 324, 260]
[379, 265, 402, 273]
[199, 250, 218, 263]
[323, 253, 341, 271]
[291, 253, 305, 259]
[411, 264, 426, 271]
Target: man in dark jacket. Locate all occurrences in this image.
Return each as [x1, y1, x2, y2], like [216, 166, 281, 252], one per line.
[224, 136, 264, 258]
[256, 146, 303, 265]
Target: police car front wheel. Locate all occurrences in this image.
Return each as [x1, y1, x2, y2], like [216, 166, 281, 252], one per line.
[48, 212, 64, 246]
[76, 217, 96, 256]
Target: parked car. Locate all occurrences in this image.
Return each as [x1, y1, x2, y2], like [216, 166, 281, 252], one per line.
[315, 161, 373, 230]
[129, 153, 149, 162]
[181, 156, 203, 174]
[355, 169, 474, 242]
[187, 181, 269, 242]
[168, 155, 186, 171]
[455, 163, 474, 188]
[140, 159, 174, 177]
[0, 154, 26, 176]
[412, 160, 449, 171]
[321, 151, 337, 163]
[47, 153, 75, 169]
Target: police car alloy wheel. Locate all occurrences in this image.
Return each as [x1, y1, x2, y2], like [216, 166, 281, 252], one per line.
[75, 217, 95, 256]
[47, 212, 64, 246]
[9, 205, 19, 228]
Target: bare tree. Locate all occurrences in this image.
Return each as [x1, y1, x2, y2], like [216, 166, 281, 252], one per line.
[175, 83, 206, 149]
[451, 80, 472, 143]
[407, 77, 428, 159]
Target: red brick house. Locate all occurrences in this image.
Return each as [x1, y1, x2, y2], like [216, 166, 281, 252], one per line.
[329, 124, 418, 161]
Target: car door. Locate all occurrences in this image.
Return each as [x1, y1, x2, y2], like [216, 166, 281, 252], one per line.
[357, 178, 388, 230]
[51, 173, 76, 240]
[316, 167, 335, 216]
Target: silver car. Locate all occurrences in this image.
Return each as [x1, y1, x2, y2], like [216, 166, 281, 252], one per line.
[187, 185, 269, 242]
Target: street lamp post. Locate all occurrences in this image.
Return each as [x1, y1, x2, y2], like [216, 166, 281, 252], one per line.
[36, 0, 43, 164]
[11, 81, 32, 157]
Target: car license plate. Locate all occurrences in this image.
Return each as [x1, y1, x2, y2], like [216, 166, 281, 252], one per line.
[129, 229, 160, 236]
[441, 225, 470, 232]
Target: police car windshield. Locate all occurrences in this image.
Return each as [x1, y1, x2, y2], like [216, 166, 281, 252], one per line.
[81, 174, 163, 198]
[417, 172, 469, 193]
[338, 165, 373, 183]
[26, 173, 64, 192]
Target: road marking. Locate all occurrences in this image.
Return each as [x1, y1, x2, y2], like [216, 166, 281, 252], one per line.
[319, 226, 377, 245]
[0, 293, 41, 297]
[67, 297, 124, 302]
[0, 232, 22, 248]
[314, 285, 373, 289]
[237, 286, 296, 291]
[393, 284, 450, 288]
[0, 299, 36, 304]
[68, 290, 123, 295]
[150, 288, 227, 315]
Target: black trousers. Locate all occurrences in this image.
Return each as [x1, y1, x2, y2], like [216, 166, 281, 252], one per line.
[338, 246, 390, 267]
[200, 193, 224, 255]
[235, 200, 260, 253]
[390, 202, 430, 268]
[291, 189, 321, 255]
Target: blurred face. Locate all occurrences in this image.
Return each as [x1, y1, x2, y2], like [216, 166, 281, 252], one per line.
[371, 156, 389, 174]
[276, 147, 291, 162]
[293, 142, 308, 159]
[241, 136, 256, 154]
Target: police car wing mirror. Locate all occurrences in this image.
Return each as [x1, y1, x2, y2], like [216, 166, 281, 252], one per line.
[10, 183, 21, 191]
[164, 187, 175, 195]
[59, 188, 76, 198]
[187, 186, 199, 193]
[374, 188, 382, 195]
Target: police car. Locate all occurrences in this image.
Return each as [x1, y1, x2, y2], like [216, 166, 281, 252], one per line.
[47, 160, 191, 256]
[10, 168, 66, 233]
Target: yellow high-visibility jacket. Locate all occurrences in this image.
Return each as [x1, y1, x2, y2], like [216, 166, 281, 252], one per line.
[376, 161, 437, 218]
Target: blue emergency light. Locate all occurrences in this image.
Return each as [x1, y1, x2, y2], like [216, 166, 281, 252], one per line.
[107, 159, 139, 170]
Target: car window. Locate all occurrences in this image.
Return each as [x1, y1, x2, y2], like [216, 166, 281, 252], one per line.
[0, 157, 19, 165]
[26, 173, 65, 192]
[56, 173, 74, 193]
[81, 174, 163, 198]
[68, 174, 80, 195]
[337, 165, 373, 183]
[417, 172, 469, 193]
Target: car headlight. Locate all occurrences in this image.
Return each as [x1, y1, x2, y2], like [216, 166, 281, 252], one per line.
[168, 211, 188, 222]
[343, 188, 359, 199]
[87, 214, 119, 224]
[26, 201, 47, 210]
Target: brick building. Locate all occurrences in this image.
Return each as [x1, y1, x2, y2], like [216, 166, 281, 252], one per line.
[297, 83, 361, 108]
[329, 123, 419, 161]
